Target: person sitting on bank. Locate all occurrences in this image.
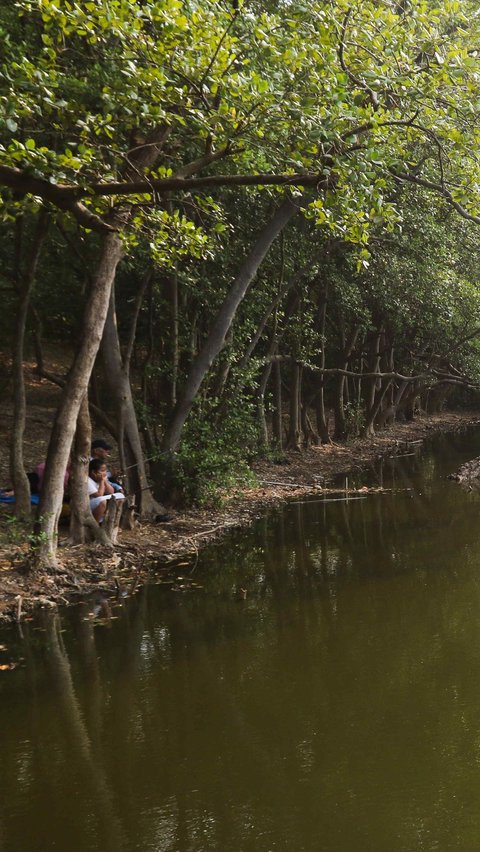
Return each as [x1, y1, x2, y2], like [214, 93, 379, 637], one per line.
[35, 461, 71, 497]
[90, 438, 124, 493]
[88, 458, 125, 523]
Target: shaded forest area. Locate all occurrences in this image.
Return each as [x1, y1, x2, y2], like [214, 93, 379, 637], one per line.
[2, 0, 480, 574]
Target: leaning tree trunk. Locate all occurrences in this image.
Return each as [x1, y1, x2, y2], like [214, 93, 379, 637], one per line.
[99, 152, 233, 512]
[35, 126, 177, 565]
[225, 280, 299, 434]
[10, 210, 49, 516]
[161, 195, 303, 455]
[36, 231, 124, 568]
[100, 293, 167, 517]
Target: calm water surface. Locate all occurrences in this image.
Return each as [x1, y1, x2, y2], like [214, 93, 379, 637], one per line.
[3, 431, 480, 851]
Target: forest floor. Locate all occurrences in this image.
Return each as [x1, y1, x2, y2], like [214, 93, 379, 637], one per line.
[0, 356, 478, 624]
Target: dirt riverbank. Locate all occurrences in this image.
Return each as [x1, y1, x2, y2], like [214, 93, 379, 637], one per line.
[1, 402, 478, 625]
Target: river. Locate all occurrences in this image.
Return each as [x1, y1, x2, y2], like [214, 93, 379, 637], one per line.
[2, 429, 480, 851]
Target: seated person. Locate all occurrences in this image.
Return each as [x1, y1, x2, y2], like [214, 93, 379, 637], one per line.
[35, 461, 71, 498]
[90, 439, 124, 493]
[88, 458, 125, 523]
[1, 466, 63, 507]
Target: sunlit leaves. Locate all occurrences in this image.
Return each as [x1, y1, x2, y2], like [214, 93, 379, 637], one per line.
[2, 0, 480, 248]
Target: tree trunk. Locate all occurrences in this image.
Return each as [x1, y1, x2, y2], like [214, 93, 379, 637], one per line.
[301, 406, 318, 448]
[315, 282, 330, 443]
[272, 361, 283, 449]
[363, 329, 383, 437]
[333, 325, 360, 441]
[257, 362, 273, 449]
[211, 327, 234, 400]
[376, 345, 396, 427]
[286, 362, 302, 450]
[163, 268, 179, 409]
[100, 292, 167, 517]
[162, 195, 302, 454]
[36, 231, 124, 568]
[364, 379, 392, 436]
[69, 394, 111, 546]
[98, 153, 233, 512]
[35, 127, 175, 564]
[10, 210, 49, 516]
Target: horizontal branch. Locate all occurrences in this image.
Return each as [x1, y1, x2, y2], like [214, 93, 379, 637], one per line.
[260, 356, 480, 388]
[0, 166, 116, 232]
[310, 365, 426, 382]
[263, 355, 426, 382]
[0, 164, 329, 213]
[88, 171, 328, 197]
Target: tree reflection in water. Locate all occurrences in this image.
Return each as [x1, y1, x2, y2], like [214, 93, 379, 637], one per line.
[3, 430, 480, 850]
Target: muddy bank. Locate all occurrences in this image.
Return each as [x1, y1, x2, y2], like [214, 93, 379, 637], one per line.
[0, 410, 478, 625]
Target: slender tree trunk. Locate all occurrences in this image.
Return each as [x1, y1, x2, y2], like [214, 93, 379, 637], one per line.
[36, 231, 124, 568]
[163, 268, 179, 409]
[301, 405, 318, 448]
[35, 127, 176, 564]
[99, 147, 233, 508]
[69, 394, 111, 546]
[225, 284, 299, 430]
[257, 362, 273, 449]
[363, 379, 392, 435]
[286, 362, 302, 450]
[236, 274, 296, 373]
[363, 329, 383, 437]
[377, 345, 397, 427]
[272, 360, 283, 449]
[162, 195, 302, 454]
[315, 282, 330, 443]
[333, 325, 360, 441]
[100, 293, 166, 517]
[212, 327, 234, 400]
[10, 210, 49, 516]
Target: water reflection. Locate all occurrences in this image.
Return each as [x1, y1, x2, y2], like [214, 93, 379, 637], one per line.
[2, 430, 480, 850]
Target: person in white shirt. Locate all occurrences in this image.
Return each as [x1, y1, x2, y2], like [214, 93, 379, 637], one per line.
[90, 438, 124, 493]
[88, 458, 125, 523]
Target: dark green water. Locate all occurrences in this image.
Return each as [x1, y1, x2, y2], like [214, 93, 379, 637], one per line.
[3, 430, 480, 851]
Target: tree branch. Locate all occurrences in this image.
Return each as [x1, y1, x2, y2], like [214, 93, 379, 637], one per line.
[390, 169, 480, 225]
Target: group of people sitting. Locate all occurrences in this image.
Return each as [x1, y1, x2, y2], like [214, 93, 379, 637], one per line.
[1, 438, 125, 525]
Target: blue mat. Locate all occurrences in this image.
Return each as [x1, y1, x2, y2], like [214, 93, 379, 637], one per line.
[0, 491, 40, 506]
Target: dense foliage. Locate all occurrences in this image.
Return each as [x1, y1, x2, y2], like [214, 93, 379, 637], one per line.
[2, 0, 480, 553]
